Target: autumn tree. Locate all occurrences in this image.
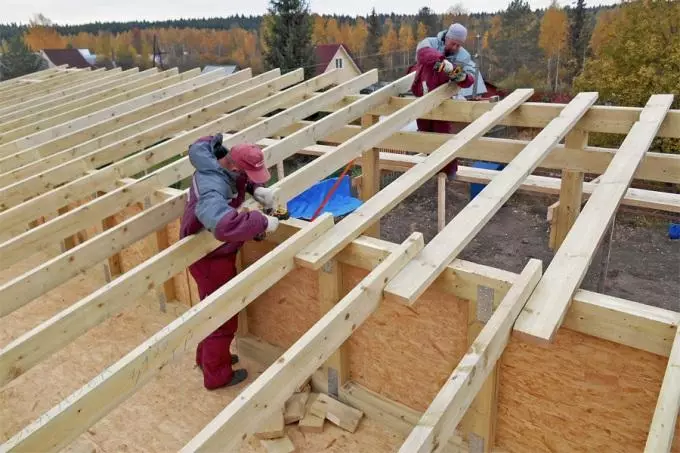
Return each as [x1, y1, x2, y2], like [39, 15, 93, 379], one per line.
[415, 7, 439, 37]
[575, 0, 680, 153]
[380, 20, 400, 79]
[348, 18, 368, 57]
[539, 0, 569, 91]
[415, 21, 428, 42]
[365, 8, 382, 70]
[24, 14, 66, 50]
[587, 8, 617, 58]
[399, 22, 416, 67]
[263, 0, 315, 76]
[442, 3, 469, 29]
[0, 35, 44, 80]
[325, 18, 341, 43]
[312, 15, 326, 44]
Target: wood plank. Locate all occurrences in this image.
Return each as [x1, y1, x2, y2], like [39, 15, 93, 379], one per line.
[260, 436, 296, 453]
[318, 259, 349, 392]
[552, 128, 588, 249]
[384, 92, 595, 305]
[360, 114, 381, 238]
[0, 215, 334, 453]
[294, 88, 535, 272]
[180, 233, 424, 453]
[398, 259, 542, 453]
[0, 70, 102, 107]
[644, 327, 680, 452]
[269, 82, 459, 209]
[283, 389, 310, 425]
[255, 411, 285, 440]
[309, 393, 364, 433]
[513, 94, 674, 343]
[0, 70, 338, 241]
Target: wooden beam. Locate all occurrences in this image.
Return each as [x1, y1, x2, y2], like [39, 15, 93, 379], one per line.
[644, 327, 680, 452]
[339, 94, 680, 139]
[360, 114, 381, 238]
[514, 94, 674, 343]
[384, 92, 596, 305]
[552, 128, 588, 249]
[0, 215, 333, 453]
[0, 70, 103, 107]
[398, 260, 542, 453]
[437, 172, 446, 232]
[318, 259, 349, 396]
[180, 233, 424, 453]
[270, 82, 460, 210]
[294, 89, 535, 271]
[0, 69, 335, 245]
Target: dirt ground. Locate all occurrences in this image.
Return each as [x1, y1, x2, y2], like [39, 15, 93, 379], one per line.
[379, 177, 680, 313]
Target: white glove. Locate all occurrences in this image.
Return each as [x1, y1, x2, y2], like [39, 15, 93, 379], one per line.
[441, 59, 454, 75]
[254, 187, 275, 209]
[265, 215, 279, 233]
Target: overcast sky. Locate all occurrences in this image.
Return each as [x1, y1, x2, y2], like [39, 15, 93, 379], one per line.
[4, 0, 619, 25]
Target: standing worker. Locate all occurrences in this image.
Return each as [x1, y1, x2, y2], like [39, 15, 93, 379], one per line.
[408, 23, 486, 179]
[180, 133, 279, 390]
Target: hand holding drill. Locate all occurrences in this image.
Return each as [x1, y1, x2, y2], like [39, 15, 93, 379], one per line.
[434, 60, 467, 83]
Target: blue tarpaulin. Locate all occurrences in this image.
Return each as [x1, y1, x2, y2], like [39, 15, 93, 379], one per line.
[287, 176, 362, 220]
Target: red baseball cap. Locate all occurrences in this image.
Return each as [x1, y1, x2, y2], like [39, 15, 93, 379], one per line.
[229, 143, 270, 184]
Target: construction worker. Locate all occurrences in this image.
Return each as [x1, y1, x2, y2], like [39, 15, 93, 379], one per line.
[180, 133, 279, 390]
[409, 23, 481, 179]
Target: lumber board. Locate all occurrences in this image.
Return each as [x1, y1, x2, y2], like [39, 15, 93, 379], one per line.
[341, 94, 680, 139]
[398, 259, 542, 453]
[294, 88, 534, 271]
[0, 69, 335, 244]
[180, 232, 423, 453]
[318, 259, 349, 390]
[269, 82, 460, 209]
[0, 68, 152, 130]
[0, 68, 63, 92]
[0, 69, 102, 106]
[260, 437, 295, 453]
[644, 327, 680, 452]
[0, 71, 298, 204]
[254, 411, 285, 440]
[0, 214, 333, 453]
[384, 92, 597, 305]
[0, 67, 196, 153]
[0, 191, 185, 323]
[309, 393, 364, 433]
[513, 94, 674, 343]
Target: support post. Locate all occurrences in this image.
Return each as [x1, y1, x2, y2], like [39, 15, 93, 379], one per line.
[318, 259, 349, 398]
[597, 217, 615, 293]
[437, 172, 446, 232]
[551, 128, 587, 250]
[360, 114, 381, 238]
[236, 250, 249, 336]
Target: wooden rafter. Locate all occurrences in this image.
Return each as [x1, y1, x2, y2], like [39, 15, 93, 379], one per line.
[514, 94, 674, 343]
[384, 92, 598, 305]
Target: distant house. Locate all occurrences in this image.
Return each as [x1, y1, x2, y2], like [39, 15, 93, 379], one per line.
[40, 49, 94, 69]
[202, 65, 239, 75]
[314, 44, 361, 82]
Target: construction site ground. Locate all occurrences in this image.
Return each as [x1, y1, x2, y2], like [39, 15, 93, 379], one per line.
[380, 178, 680, 313]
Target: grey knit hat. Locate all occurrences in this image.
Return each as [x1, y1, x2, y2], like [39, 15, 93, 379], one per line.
[445, 23, 467, 43]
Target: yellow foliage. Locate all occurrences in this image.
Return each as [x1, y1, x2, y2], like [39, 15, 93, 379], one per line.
[538, 0, 569, 57]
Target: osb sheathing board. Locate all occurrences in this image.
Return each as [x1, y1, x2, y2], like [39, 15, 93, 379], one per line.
[497, 328, 680, 453]
[242, 241, 469, 413]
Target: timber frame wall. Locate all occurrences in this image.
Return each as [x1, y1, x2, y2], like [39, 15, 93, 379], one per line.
[0, 65, 679, 453]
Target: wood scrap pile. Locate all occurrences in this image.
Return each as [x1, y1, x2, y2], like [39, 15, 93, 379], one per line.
[254, 379, 364, 452]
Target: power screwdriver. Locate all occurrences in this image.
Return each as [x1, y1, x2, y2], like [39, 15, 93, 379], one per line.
[254, 206, 290, 241]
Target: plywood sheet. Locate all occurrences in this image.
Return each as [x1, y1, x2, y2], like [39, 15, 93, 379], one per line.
[343, 266, 469, 412]
[497, 328, 680, 453]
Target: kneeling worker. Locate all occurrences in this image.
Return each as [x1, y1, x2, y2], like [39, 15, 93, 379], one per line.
[180, 133, 280, 390]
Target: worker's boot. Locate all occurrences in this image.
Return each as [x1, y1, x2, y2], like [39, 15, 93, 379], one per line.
[226, 369, 248, 387]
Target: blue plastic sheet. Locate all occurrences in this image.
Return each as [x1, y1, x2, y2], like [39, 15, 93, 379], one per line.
[287, 176, 362, 220]
[669, 223, 680, 240]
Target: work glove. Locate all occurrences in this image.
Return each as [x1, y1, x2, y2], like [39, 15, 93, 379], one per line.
[452, 69, 467, 83]
[253, 187, 275, 210]
[435, 59, 454, 75]
[264, 215, 280, 233]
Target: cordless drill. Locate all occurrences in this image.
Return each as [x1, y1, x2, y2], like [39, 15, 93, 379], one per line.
[253, 206, 290, 241]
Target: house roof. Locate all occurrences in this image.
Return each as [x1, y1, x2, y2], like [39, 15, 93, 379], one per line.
[314, 44, 361, 75]
[42, 49, 94, 69]
[202, 65, 238, 75]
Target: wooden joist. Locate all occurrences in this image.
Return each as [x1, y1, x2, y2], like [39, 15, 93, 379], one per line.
[514, 94, 674, 343]
[293, 88, 534, 271]
[180, 233, 423, 453]
[384, 92, 598, 305]
[398, 260, 542, 453]
[644, 327, 680, 452]
[0, 215, 333, 453]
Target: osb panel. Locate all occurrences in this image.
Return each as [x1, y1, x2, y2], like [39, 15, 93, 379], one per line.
[497, 328, 680, 453]
[114, 203, 158, 273]
[165, 219, 198, 306]
[344, 265, 469, 412]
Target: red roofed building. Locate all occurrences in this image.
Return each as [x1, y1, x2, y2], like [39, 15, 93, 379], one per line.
[40, 49, 95, 69]
[314, 44, 362, 82]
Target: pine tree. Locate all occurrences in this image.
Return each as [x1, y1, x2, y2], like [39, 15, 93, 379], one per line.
[263, 0, 315, 77]
[0, 35, 43, 81]
[570, 0, 586, 71]
[365, 8, 381, 71]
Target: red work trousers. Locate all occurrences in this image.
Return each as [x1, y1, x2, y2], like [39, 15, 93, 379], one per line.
[189, 252, 239, 390]
[416, 118, 459, 177]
